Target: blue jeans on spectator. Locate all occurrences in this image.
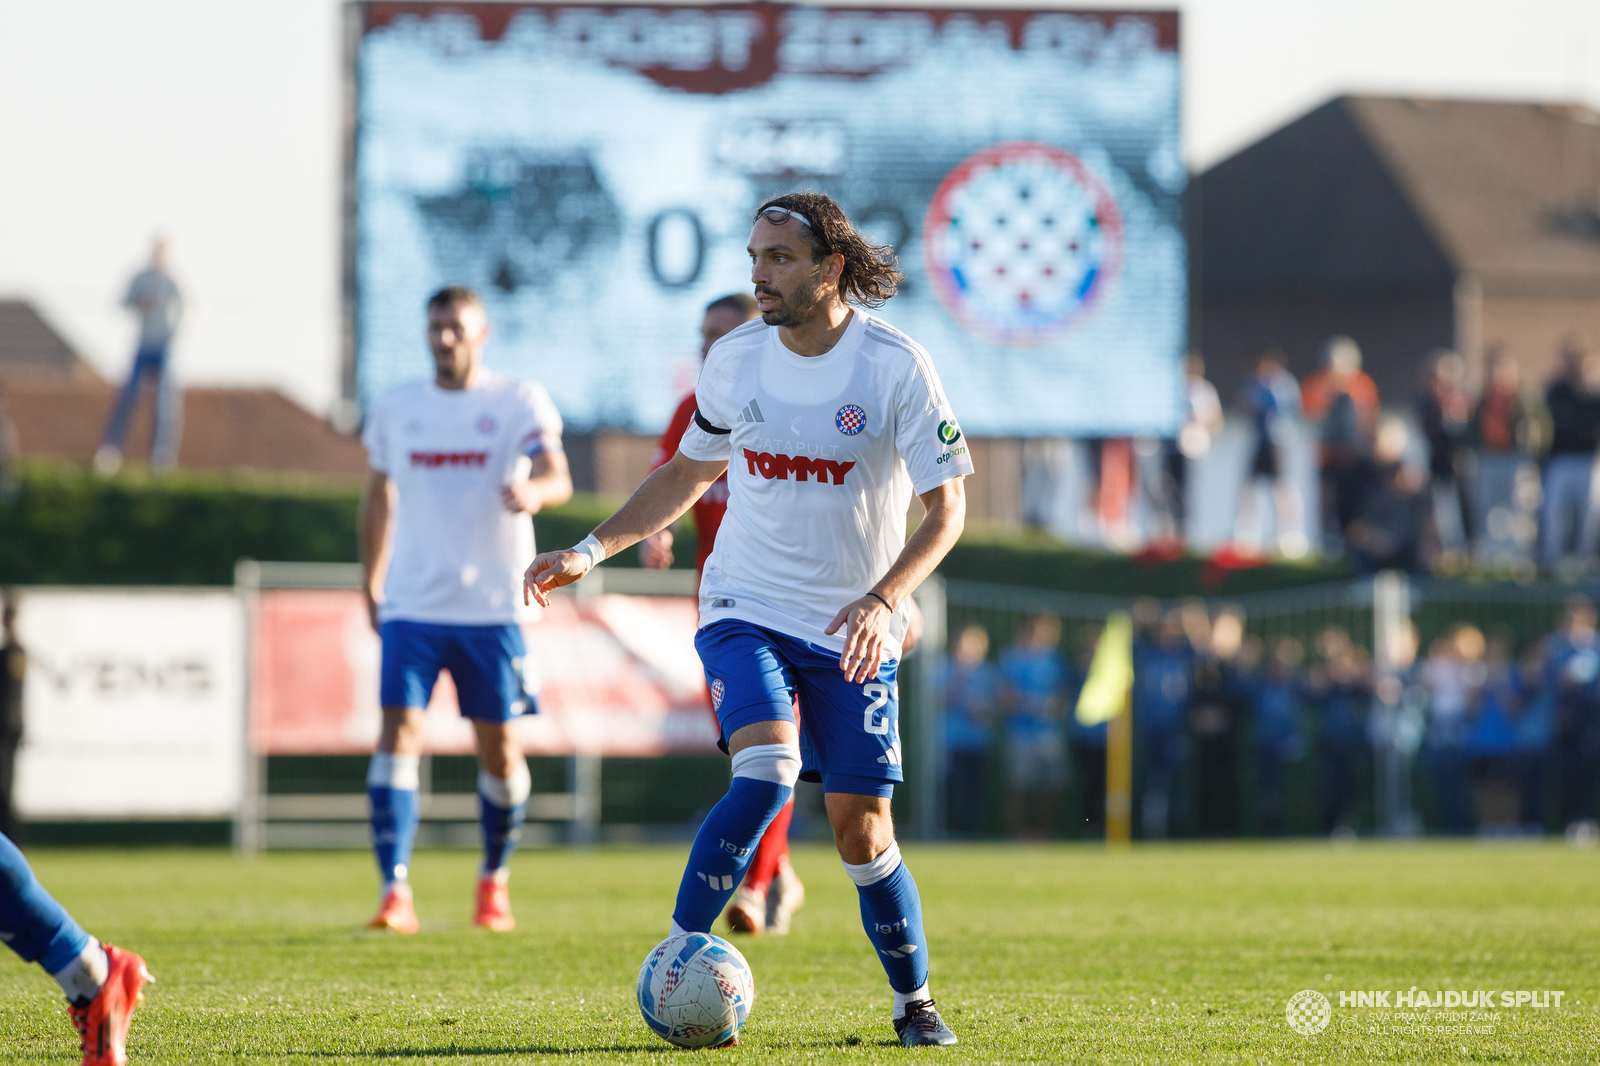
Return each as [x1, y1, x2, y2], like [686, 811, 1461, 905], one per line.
[1540, 453, 1596, 564]
[100, 345, 180, 468]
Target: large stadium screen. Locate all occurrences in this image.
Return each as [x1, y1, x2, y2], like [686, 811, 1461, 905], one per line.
[352, 3, 1184, 437]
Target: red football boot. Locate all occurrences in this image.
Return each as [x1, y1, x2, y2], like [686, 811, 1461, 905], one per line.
[68, 943, 152, 1066]
[369, 882, 420, 934]
[474, 876, 515, 932]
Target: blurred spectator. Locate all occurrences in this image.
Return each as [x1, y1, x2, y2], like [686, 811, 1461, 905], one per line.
[95, 239, 184, 476]
[1000, 615, 1067, 839]
[1250, 636, 1305, 836]
[1539, 343, 1600, 566]
[1344, 417, 1438, 574]
[1422, 624, 1486, 834]
[0, 593, 22, 842]
[1514, 640, 1554, 833]
[941, 624, 996, 837]
[1543, 596, 1600, 842]
[1469, 350, 1542, 561]
[1467, 628, 1523, 834]
[1234, 349, 1305, 557]
[1306, 627, 1371, 835]
[1135, 608, 1192, 838]
[1189, 607, 1248, 836]
[1302, 336, 1380, 556]
[1416, 351, 1475, 557]
[1066, 624, 1106, 838]
[1155, 353, 1224, 541]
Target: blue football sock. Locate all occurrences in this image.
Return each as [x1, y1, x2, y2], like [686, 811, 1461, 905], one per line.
[478, 765, 530, 875]
[672, 776, 791, 933]
[0, 832, 91, 973]
[845, 842, 930, 995]
[367, 753, 420, 886]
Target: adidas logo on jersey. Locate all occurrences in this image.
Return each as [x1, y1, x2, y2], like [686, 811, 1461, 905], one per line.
[736, 399, 765, 423]
[743, 448, 855, 485]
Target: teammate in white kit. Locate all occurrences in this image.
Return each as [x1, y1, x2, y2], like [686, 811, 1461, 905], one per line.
[360, 286, 572, 933]
[526, 194, 971, 1046]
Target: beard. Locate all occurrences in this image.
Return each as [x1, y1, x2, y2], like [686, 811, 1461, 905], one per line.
[758, 273, 824, 328]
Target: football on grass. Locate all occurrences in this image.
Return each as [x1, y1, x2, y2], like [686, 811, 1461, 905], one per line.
[636, 931, 755, 1048]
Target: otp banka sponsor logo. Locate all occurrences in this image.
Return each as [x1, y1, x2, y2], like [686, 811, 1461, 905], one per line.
[743, 448, 855, 485]
[937, 420, 962, 445]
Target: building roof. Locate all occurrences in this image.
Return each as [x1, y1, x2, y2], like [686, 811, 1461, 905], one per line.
[0, 301, 100, 382]
[1194, 95, 1600, 298]
[0, 380, 368, 479]
[1348, 96, 1600, 296]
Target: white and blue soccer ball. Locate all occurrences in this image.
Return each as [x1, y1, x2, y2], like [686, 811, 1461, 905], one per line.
[636, 931, 755, 1048]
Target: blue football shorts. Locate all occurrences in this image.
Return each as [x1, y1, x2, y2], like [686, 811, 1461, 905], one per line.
[379, 620, 538, 722]
[694, 619, 902, 798]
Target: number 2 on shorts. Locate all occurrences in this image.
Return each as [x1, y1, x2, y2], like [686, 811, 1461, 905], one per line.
[862, 682, 891, 735]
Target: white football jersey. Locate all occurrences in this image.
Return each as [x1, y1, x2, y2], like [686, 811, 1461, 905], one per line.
[362, 372, 562, 625]
[678, 310, 973, 660]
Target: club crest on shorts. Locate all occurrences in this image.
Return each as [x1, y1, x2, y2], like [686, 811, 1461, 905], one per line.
[835, 404, 867, 436]
[709, 678, 725, 711]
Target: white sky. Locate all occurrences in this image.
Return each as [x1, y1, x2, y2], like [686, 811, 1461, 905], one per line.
[2, 0, 1598, 417]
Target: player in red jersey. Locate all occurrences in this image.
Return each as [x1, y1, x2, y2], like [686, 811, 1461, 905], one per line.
[639, 293, 807, 935]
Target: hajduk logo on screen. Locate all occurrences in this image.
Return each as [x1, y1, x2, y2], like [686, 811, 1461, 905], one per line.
[923, 141, 1124, 348]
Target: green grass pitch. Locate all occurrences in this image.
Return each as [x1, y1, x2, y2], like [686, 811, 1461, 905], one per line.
[0, 843, 1595, 1063]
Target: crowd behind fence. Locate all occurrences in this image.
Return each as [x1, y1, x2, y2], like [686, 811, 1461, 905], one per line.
[928, 574, 1600, 842]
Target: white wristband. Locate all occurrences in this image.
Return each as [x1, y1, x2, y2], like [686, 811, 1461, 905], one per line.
[572, 533, 606, 569]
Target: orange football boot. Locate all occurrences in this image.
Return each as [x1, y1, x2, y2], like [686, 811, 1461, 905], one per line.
[474, 876, 515, 932]
[369, 883, 420, 933]
[724, 886, 765, 936]
[69, 943, 152, 1066]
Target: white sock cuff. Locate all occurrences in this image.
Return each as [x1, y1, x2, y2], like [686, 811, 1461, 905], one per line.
[51, 939, 108, 1004]
[842, 841, 903, 886]
[368, 752, 420, 790]
[730, 743, 802, 786]
[478, 763, 532, 808]
[893, 983, 932, 1019]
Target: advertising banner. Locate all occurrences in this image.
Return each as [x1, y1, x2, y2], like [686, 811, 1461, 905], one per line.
[250, 589, 717, 756]
[353, 2, 1184, 437]
[14, 590, 247, 819]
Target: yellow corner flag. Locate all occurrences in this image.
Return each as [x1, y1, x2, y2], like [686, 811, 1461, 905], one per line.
[1076, 610, 1133, 726]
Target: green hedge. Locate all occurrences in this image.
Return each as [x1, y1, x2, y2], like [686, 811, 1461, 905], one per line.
[0, 460, 1337, 595]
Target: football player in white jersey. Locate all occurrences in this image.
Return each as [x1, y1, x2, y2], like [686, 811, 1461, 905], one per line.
[360, 286, 572, 933]
[527, 194, 971, 1046]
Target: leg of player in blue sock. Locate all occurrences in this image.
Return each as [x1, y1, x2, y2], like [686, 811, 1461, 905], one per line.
[843, 841, 929, 996]
[0, 830, 99, 994]
[367, 749, 421, 931]
[474, 757, 529, 931]
[830, 792, 956, 1047]
[671, 743, 800, 934]
[1, 830, 154, 1061]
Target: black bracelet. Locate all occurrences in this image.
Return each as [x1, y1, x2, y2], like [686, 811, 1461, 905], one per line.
[866, 591, 894, 612]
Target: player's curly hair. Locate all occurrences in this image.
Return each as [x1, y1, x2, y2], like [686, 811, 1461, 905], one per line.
[756, 193, 902, 308]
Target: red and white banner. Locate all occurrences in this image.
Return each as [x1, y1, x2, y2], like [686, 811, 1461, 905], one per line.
[250, 590, 717, 756]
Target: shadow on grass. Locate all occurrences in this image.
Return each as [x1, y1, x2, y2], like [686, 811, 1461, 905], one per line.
[292, 1037, 899, 1057]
